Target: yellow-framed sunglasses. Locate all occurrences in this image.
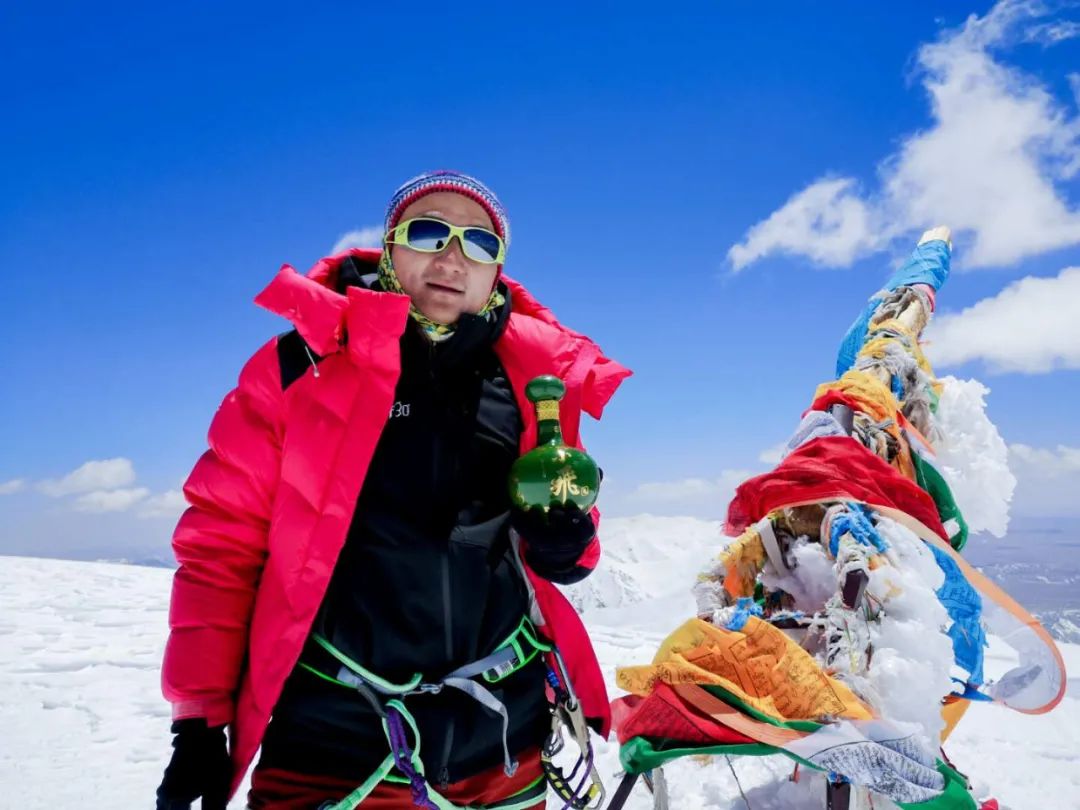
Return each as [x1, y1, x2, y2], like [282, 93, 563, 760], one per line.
[385, 217, 506, 265]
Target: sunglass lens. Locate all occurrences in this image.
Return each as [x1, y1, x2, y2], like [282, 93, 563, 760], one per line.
[463, 228, 502, 263]
[405, 218, 452, 251]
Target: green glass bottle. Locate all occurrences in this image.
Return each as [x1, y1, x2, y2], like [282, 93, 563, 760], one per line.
[508, 375, 601, 513]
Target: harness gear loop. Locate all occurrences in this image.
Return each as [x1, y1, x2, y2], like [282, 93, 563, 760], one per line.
[540, 647, 606, 810]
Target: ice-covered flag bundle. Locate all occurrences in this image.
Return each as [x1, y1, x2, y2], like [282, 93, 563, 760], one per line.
[610, 229, 1067, 810]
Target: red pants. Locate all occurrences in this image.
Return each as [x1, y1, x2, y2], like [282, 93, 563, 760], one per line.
[247, 748, 545, 809]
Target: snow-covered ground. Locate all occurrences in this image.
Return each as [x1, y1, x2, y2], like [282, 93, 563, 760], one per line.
[1, 516, 1078, 809]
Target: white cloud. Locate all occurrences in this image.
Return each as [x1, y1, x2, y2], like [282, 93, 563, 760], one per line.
[331, 225, 383, 254]
[72, 487, 150, 513]
[606, 469, 754, 519]
[0, 479, 25, 495]
[38, 458, 137, 498]
[634, 470, 753, 501]
[758, 443, 786, 465]
[1009, 442, 1080, 515]
[729, 1, 1080, 270]
[138, 489, 188, 520]
[1010, 442, 1080, 474]
[1024, 19, 1080, 45]
[926, 267, 1080, 372]
[729, 179, 883, 271]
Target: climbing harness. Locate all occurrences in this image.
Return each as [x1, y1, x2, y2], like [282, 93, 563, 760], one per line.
[302, 617, 603, 810]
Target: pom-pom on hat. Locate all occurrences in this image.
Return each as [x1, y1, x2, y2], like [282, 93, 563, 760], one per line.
[384, 170, 510, 248]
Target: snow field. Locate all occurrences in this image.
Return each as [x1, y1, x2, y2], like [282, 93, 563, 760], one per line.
[1, 513, 1077, 808]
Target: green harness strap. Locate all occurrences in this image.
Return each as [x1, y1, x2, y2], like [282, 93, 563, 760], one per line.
[321, 699, 546, 810]
[299, 616, 551, 692]
[304, 618, 553, 810]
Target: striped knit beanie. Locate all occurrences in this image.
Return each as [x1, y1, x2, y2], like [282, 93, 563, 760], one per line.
[384, 170, 511, 249]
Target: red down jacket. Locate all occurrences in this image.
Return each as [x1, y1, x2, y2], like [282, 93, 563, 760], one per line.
[161, 248, 630, 796]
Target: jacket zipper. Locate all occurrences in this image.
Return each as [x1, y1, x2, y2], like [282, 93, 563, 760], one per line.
[432, 351, 457, 789]
[437, 491, 457, 789]
[437, 721, 455, 789]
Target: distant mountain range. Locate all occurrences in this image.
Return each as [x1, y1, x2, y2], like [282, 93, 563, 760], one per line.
[95, 555, 175, 569]
[44, 513, 1080, 645]
[963, 516, 1080, 644]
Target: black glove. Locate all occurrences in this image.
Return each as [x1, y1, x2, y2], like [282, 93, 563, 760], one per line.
[156, 718, 231, 810]
[511, 503, 596, 584]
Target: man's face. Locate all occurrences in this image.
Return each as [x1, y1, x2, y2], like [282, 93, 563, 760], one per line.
[389, 191, 500, 325]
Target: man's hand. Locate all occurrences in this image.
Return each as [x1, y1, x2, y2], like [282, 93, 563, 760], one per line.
[511, 503, 596, 584]
[156, 718, 231, 810]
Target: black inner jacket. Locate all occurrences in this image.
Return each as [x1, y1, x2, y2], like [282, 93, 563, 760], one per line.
[259, 259, 550, 787]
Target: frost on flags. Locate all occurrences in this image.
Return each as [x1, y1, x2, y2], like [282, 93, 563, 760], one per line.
[608, 228, 1067, 810]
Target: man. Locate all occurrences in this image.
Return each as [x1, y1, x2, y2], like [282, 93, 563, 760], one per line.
[156, 171, 629, 809]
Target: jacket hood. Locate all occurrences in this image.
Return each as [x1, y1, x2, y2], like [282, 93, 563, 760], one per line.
[254, 248, 631, 419]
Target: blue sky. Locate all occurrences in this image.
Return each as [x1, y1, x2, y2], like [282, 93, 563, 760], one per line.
[2, 1, 1079, 560]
